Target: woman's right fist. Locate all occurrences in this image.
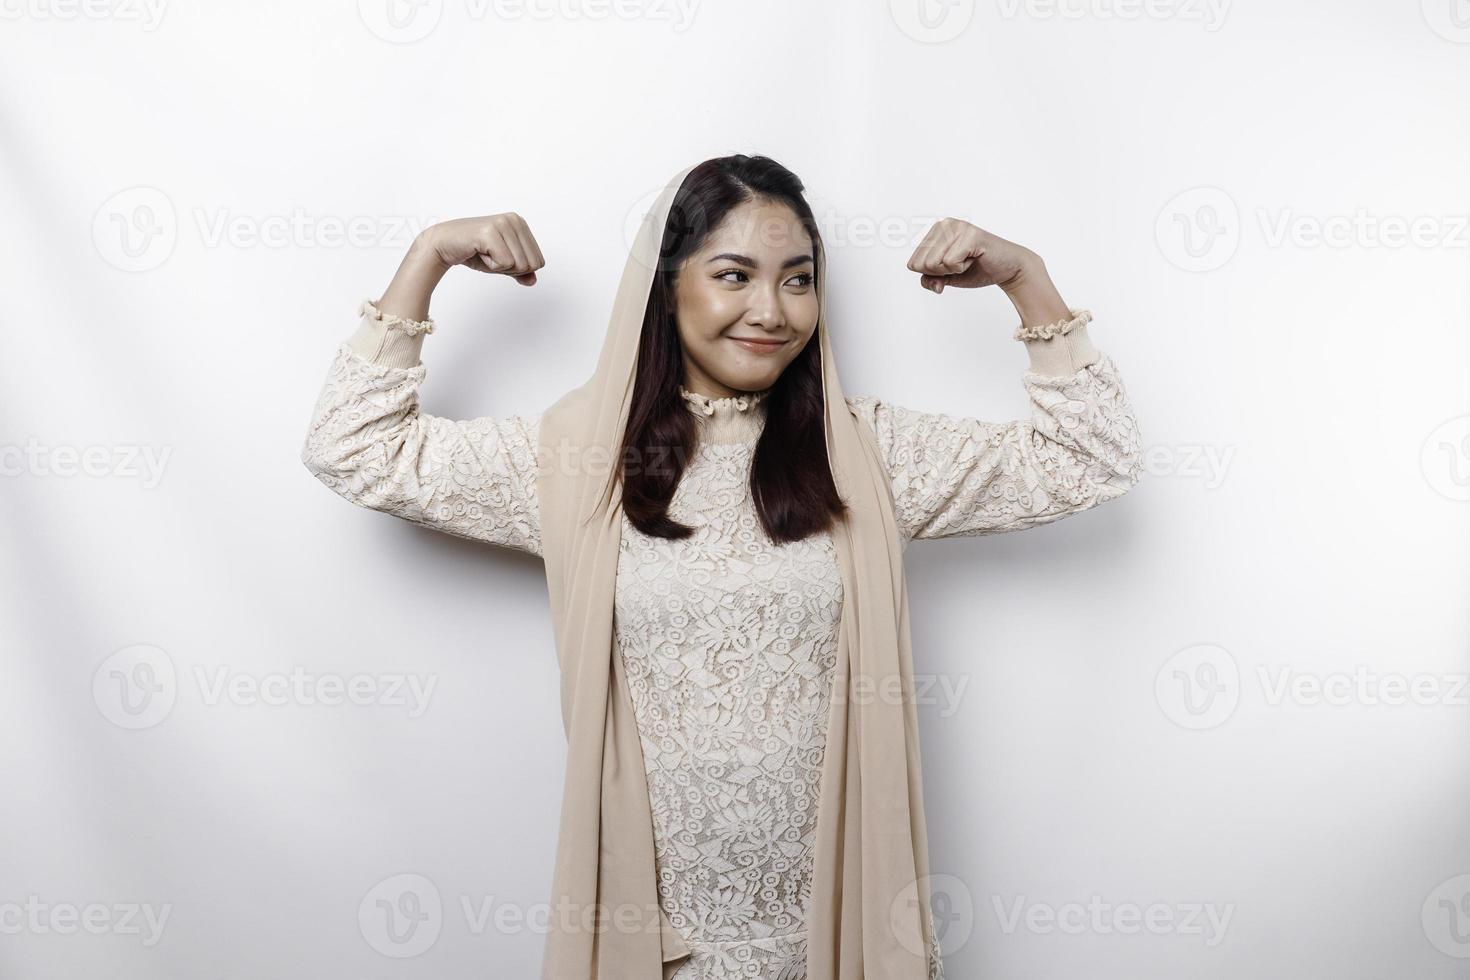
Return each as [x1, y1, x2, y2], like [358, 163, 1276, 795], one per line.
[423, 213, 546, 286]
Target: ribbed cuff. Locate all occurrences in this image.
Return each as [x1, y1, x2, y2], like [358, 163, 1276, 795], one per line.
[1020, 309, 1101, 377]
[343, 298, 430, 369]
[344, 312, 425, 369]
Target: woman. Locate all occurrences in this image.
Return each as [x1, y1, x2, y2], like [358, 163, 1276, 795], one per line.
[301, 155, 1142, 980]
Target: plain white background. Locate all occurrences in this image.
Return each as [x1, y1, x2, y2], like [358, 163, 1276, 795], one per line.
[3, 0, 1469, 977]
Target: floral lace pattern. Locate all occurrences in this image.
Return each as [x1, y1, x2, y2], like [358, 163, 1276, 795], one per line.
[301, 344, 1140, 553]
[301, 338, 1142, 979]
[615, 423, 842, 978]
[301, 345, 543, 555]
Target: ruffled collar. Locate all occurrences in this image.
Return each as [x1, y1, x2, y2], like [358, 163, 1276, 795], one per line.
[677, 384, 772, 445]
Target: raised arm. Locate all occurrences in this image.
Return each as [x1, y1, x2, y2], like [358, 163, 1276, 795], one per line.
[299, 218, 549, 558]
[847, 220, 1143, 543]
[848, 310, 1140, 543]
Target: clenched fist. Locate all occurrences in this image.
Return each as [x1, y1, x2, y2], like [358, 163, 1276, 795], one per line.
[907, 218, 1040, 295]
[424, 213, 547, 286]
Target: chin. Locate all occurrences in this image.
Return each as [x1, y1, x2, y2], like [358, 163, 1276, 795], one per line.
[721, 370, 782, 393]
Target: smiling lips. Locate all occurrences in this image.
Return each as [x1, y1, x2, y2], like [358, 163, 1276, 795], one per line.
[729, 336, 787, 354]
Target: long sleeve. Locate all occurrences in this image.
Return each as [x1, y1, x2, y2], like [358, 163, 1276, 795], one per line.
[300, 304, 543, 558]
[846, 311, 1142, 544]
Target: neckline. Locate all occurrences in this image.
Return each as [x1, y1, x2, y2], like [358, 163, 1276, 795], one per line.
[677, 384, 772, 445]
[677, 384, 773, 416]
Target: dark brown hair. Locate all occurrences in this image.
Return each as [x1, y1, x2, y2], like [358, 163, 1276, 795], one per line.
[616, 154, 848, 545]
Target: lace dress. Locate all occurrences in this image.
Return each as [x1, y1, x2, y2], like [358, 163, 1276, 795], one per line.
[300, 305, 1143, 979]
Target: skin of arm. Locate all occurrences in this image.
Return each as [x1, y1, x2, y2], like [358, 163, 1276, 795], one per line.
[375, 235, 450, 323]
[375, 214, 547, 323]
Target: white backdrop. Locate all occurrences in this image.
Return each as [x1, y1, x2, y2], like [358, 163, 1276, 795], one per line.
[3, 1, 1469, 977]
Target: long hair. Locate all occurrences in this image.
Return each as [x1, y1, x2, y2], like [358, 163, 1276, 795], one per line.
[616, 154, 848, 545]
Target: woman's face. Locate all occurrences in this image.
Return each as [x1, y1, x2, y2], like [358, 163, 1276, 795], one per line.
[674, 197, 819, 399]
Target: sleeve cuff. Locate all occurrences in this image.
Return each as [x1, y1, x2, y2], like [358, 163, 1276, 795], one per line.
[343, 298, 430, 370]
[1019, 309, 1101, 377]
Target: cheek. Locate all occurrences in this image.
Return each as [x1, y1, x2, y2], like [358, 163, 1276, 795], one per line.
[790, 294, 820, 336]
[680, 283, 743, 332]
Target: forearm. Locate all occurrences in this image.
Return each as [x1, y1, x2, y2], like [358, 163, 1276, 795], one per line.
[346, 234, 451, 369]
[1001, 256, 1099, 377]
[378, 233, 451, 321]
[1000, 253, 1070, 327]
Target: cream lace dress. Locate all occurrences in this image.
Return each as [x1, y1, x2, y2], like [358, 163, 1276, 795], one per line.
[301, 303, 1143, 980]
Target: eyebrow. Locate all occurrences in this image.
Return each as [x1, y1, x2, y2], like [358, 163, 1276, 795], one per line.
[705, 252, 815, 269]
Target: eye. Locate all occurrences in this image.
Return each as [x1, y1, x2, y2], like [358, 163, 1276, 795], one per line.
[714, 269, 815, 287]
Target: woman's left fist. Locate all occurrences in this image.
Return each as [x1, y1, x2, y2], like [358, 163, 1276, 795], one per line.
[907, 218, 1039, 294]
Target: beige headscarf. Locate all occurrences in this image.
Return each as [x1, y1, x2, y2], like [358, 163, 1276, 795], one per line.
[535, 162, 938, 979]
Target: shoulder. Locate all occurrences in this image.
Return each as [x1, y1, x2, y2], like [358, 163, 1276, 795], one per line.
[843, 393, 922, 438]
[843, 393, 882, 426]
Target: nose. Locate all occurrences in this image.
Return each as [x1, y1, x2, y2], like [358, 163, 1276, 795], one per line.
[745, 281, 786, 332]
